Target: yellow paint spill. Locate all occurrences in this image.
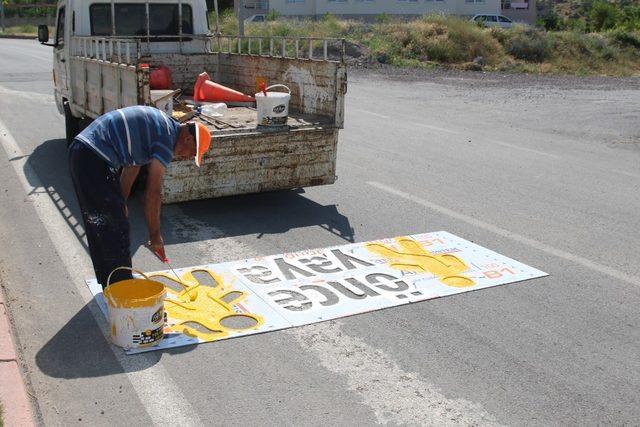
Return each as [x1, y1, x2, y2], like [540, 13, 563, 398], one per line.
[149, 269, 263, 342]
[366, 237, 475, 288]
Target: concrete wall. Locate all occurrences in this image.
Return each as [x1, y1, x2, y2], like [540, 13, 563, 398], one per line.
[237, 0, 501, 18]
[501, 0, 536, 24]
[456, 0, 500, 16]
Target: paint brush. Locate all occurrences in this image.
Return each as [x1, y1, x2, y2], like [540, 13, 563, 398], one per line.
[146, 244, 182, 283]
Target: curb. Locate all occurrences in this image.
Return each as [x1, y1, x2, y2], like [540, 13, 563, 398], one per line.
[0, 289, 35, 427]
[0, 34, 37, 40]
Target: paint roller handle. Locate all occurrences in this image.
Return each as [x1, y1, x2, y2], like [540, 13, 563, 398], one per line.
[106, 267, 150, 287]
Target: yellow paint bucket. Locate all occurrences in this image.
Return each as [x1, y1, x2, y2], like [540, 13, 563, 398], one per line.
[104, 267, 166, 349]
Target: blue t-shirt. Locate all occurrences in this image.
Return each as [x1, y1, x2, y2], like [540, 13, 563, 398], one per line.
[75, 106, 181, 168]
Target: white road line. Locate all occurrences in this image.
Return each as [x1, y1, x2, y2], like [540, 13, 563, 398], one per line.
[292, 321, 500, 426]
[0, 119, 203, 427]
[415, 122, 460, 135]
[491, 140, 562, 159]
[172, 207, 500, 425]
[0, 86, 55, 103]
[352, 109, 391, 120]
[368, 181, 640, 288]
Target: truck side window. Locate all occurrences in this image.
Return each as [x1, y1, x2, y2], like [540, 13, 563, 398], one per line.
[149, 5, 193, 35]
[90, 4, 112, 36]
[90, 3, 193, 37]
[55, 7, 65, 46]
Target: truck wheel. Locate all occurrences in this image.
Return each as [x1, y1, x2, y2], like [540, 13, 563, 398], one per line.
[63, 100, 80, 146]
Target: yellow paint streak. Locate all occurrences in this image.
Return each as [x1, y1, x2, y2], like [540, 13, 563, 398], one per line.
[148, 269, 263, 342]
[366, 237, 475, 288]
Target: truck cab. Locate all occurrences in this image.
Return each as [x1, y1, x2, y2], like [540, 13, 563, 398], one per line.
[42, 0, 210, 128]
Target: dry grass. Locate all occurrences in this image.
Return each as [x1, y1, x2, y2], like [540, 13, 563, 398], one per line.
[216, 12, 640, 76]
[0, 25, 53, 37]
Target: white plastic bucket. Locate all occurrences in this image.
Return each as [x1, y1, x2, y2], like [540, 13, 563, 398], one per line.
[103, 267, 166, 349]
[255, 84, 291, 127]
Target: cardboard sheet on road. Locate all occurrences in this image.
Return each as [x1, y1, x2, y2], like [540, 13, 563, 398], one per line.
[86, 231, 548, 354]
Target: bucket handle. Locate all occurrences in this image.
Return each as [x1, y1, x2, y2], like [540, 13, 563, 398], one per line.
[106, 266, 150, 288]
[265, 84, 291, 95]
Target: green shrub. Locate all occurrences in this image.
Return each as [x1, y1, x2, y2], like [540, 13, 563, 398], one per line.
[610, 29, 640, 48]
[537, 11, 563, 31]
[589, 1, 621, 31]
[375, 13, 391, 24]
[565, 18, 587, 32]
[507, 29, 549, 62]
[620, 5, 640, 30]
[384, 15, 503, 65]
[266, 10, 281, 21]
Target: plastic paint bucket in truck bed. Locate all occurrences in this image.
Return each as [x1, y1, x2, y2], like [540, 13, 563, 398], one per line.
[103, 268, 166, 349]
[255, 84, 291, 127]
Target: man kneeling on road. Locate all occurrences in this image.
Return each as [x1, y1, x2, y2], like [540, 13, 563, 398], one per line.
[68, 106, 211, 289]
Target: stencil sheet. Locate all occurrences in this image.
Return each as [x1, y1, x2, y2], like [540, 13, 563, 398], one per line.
[86, 231, 548, 354]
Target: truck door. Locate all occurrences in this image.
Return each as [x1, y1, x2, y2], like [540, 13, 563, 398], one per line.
[53, 5, 69, 94]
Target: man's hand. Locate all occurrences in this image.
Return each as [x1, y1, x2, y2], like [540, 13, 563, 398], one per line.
[147, 232, 165, 260]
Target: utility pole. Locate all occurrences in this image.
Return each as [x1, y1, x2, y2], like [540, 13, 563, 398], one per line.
[238, 0, 244, 37]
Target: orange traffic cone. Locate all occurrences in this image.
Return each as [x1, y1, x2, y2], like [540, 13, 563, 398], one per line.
[193, 72, 255, 106]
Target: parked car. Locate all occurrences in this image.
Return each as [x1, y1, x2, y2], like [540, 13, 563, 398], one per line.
[245, 14, 266, 23]
[471, 14, 515, 29]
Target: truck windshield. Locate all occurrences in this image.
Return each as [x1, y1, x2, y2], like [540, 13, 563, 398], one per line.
[90, 3, 193, 37]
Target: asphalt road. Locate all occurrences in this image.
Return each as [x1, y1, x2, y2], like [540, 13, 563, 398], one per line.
[1, 38, 640, 426]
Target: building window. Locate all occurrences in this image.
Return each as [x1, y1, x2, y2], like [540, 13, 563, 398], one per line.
[328, 0, 347, 3]
[505, 0, 529, 10]
[466, 0, 485, 3]
[286, 0, 305, 3]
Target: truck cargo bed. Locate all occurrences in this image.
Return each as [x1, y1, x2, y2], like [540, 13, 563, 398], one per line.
[184, 103, 334, 134]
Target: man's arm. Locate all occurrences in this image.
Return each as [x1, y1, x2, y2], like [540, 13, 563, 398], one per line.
[120, 166, 141, 201]
[120, 166, 140, 217]
[145, 159, 166, 254]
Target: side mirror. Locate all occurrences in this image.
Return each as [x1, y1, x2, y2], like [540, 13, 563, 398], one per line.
[38, 25, 50, 44]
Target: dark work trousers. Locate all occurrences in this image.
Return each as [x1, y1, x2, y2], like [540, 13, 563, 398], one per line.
[68, 140, 133, 289]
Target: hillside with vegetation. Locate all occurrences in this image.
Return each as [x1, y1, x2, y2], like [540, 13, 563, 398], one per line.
[220, 7, 640, 76]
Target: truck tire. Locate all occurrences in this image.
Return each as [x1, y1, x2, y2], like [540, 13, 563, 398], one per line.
[63, 100, 80, 146]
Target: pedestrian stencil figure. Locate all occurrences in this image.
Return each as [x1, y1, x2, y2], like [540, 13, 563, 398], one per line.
[68, 105, 212, 288]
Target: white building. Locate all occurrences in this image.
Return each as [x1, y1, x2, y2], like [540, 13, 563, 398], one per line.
[237, 0, 536, 23]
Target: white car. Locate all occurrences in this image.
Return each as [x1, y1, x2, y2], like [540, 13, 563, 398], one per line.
[245, 14, 266, 23]
[471, 14, 515, 29]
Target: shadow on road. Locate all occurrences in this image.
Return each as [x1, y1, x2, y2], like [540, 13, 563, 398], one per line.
[35, 301, 194, 379]
[25, 139, 355, 258]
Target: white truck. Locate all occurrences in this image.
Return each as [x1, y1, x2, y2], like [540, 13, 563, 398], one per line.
[38, 0, 346, 203]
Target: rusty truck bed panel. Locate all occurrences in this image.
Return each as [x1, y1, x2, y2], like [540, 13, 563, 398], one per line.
[162, 128, 338, 203]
